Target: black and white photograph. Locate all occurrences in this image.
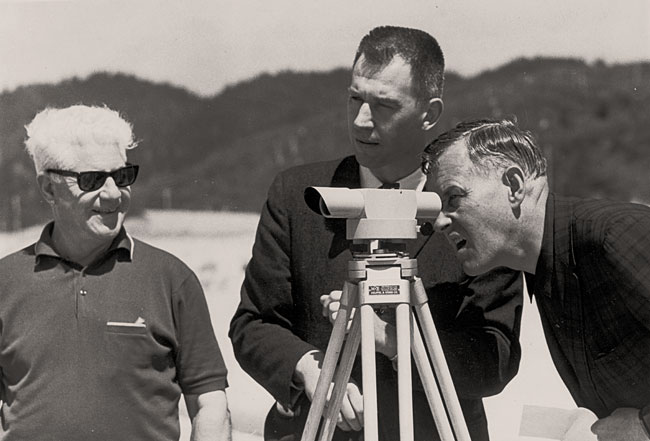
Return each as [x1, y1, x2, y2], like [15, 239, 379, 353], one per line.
[1, 1, 649, 440]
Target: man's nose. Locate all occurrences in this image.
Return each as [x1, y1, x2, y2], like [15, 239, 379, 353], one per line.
[99, 177, 122, 199]
[354, 102, 373, 129]
[434, 211, 451, 232]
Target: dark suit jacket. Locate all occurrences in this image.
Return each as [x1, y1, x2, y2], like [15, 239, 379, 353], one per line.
[526, 193, 650, 418]
[230, 156, 523, 441]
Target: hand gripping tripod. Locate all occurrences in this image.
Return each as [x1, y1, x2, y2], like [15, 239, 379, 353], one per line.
[300, 240, 472, 441]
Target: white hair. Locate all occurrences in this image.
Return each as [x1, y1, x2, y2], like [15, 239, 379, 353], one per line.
[24, 105, 138, 174]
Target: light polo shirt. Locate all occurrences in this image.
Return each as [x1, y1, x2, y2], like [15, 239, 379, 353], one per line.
[0, 223, 227, 441]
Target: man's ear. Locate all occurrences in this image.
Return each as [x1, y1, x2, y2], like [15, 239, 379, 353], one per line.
[37, 174, 56, 205]
[501, 167, 525, 206]
[422, 97, 443, 131]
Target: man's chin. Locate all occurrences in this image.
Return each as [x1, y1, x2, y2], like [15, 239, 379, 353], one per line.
[462, 258, 499, 276]
[94, 225, 121, 238]
[92, 214, 125, 236]
[354, 154, 391, 176]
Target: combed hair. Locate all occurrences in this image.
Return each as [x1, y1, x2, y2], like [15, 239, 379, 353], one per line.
[354, 25, 445, 99]
[24, 105, 137, 174]
[421, 118, 547, 178]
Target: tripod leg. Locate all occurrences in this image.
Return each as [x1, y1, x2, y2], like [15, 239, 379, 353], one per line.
[412, 278, 472, 441]
[395, 302, 414, 441]
[411, 314, 456, 441]
[318, 305, 362, 441]
[360, 303, 379, 441]
[301, 282, 356, 441]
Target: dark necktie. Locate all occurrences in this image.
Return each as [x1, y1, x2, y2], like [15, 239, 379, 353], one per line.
[379, 182, 400, 189]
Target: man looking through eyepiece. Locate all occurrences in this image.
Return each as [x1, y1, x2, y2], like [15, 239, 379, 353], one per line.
[423, 118, 650, 441]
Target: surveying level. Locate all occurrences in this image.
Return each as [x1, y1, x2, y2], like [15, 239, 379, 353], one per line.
[301, 187, 472, 441]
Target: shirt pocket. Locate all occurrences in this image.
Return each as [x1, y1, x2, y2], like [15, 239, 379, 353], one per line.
[103, 323, 170, 370]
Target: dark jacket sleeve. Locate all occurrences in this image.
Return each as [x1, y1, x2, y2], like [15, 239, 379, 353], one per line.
[431, 267, 523, 399]
[588, 207, 650, 411]
[229, 172, 317, 407]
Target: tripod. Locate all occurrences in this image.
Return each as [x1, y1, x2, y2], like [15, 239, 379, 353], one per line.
[301, 240, 471, 441]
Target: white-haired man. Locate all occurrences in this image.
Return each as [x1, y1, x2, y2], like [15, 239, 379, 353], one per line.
[0, 105, 231, 441]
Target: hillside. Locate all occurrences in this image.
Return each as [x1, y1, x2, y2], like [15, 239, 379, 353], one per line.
[1, 58, 649, 230]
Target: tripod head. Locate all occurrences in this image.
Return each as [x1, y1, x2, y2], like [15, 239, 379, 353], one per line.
[304, 187, 441, 246]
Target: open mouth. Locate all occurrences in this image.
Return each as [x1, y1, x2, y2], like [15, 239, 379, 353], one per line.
[448, 232, 467, 252]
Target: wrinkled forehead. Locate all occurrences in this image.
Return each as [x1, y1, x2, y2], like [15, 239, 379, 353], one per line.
[429, 141, 476, 186]
[434, 139, 472, 171]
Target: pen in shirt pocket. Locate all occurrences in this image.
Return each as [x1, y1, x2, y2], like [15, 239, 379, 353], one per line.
[106, 316, 147, 328]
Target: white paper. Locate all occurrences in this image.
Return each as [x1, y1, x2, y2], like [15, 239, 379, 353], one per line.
[519, 405, 598, 440]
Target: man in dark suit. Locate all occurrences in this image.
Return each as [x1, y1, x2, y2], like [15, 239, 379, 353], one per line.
[229, 26, 523, 441]
[423, 118, 650, 441]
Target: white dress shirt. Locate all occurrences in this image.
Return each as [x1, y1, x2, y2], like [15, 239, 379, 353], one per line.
[359, 165, 427, 191]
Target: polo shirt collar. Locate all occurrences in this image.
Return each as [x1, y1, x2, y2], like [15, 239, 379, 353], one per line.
[35, 222, 134, 264]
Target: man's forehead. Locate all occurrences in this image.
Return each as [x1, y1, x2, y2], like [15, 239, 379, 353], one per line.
[71, 144, 126, 171]
[351, 55, 415, 97]
[438, 141, 472, 169]
[432, 142, 473, 183]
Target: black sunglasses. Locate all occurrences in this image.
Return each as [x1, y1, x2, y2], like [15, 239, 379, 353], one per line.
[46, 164, 139, 192]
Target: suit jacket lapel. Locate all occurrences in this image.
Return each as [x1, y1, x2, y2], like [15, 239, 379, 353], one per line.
[331, 156, 361, 189]
[552, 194, 578, 305]
[326, 156, 360, 259]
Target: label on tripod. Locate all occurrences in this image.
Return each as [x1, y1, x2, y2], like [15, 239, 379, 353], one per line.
[368, 285, 400, 295]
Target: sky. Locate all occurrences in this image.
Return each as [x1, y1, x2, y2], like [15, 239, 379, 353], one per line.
[1, 0, 649, 97]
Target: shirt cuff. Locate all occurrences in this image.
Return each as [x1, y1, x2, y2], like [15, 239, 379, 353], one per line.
[288, 377, 305, 408]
